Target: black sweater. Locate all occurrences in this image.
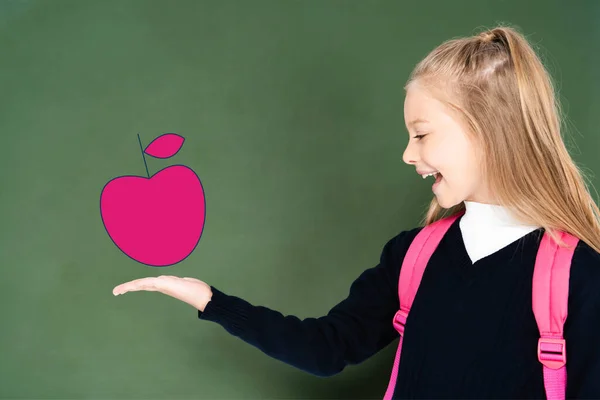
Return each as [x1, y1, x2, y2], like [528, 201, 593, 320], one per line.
[198, 217, 600, 399]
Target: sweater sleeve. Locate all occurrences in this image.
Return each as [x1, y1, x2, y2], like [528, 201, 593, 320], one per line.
[197, 232, 408, 377]
[564, 241, 600, 398]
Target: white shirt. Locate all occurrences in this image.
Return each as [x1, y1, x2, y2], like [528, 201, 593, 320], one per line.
[459, 201, 541, 264]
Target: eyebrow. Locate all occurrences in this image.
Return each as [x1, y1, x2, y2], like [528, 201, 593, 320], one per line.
[407, 118, 429, 128]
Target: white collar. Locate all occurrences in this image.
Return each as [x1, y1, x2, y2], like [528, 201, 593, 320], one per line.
[459, 201, 541, 264]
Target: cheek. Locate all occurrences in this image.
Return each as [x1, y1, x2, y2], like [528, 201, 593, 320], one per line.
[426, 143, 453, 174]
[453, 151, 481, 188]
[434, 141, 474, 183]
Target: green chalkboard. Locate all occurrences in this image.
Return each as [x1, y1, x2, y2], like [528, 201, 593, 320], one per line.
[1, 0, 598, 398]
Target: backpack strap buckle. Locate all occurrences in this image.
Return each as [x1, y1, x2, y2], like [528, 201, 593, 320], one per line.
[392, 309, 408, 336]
[537, 337, 566, 369]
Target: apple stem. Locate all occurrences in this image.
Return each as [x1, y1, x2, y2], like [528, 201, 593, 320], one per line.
[137, 133, 150, 178]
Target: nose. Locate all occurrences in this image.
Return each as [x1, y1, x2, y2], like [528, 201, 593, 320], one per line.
[402, 140, 418, 166]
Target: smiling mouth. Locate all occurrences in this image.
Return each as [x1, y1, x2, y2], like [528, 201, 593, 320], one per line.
[422, 172, 443, 182]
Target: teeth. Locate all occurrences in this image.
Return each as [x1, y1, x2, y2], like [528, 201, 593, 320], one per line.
[422, 172, 439, 179]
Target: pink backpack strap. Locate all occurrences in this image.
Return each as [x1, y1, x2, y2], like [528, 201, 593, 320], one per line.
[532, 230, 579, 400]
[383, 211, 464, 399]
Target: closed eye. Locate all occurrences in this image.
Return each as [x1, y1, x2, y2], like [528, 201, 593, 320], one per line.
[413, 134, 426, 140]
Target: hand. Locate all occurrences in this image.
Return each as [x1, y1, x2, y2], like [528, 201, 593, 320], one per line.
[113, 275, 213, 312]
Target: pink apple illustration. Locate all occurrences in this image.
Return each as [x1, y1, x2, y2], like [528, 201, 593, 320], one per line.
[100, 133, 206, 267]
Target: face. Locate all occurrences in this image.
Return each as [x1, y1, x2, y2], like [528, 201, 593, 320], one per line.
[402, 82, 493, 208]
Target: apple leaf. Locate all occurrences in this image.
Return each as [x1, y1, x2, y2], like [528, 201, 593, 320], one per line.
[144, 133, 185, 159]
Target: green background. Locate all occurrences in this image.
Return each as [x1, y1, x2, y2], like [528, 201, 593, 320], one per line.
[1, 0, 598, 398]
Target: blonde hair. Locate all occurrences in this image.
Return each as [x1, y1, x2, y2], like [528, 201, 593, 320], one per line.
[406, 24, 600, 253]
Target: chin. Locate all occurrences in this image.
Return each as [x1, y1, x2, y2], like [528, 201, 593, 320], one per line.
[436, 198, 454, 209]
[435, 194, 463, 209]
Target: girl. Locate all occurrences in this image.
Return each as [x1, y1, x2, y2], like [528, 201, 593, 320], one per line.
[113, 25, 600, 398]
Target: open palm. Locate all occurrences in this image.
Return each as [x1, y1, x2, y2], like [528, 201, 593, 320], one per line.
[113, 275, 213, 312]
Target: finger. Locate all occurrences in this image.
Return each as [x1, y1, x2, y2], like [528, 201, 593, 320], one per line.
[113, 278, 147, 294]
[113, 277, 160, 295]
[113, 275, 176, 293]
